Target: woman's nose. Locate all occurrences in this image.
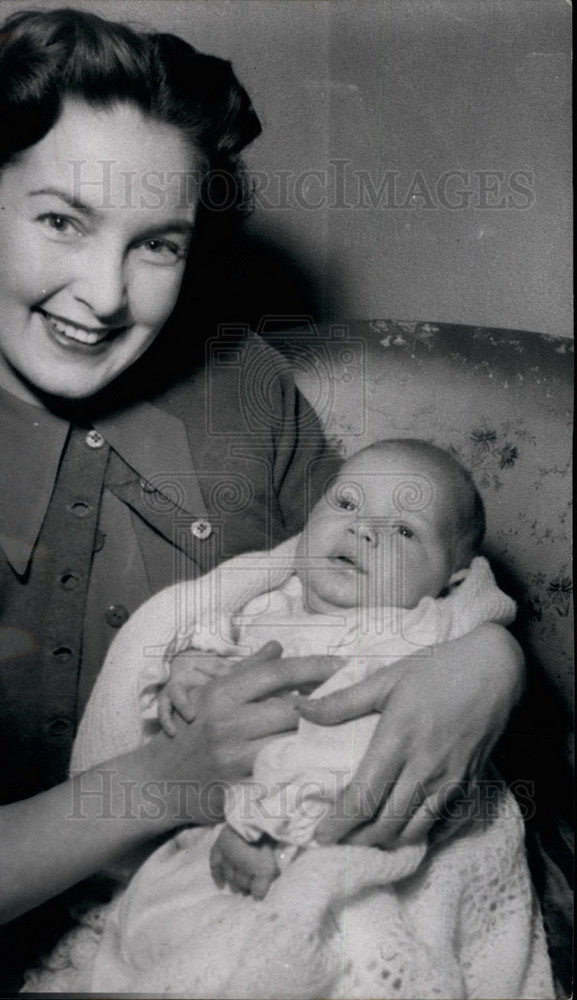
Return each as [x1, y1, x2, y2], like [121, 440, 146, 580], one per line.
[72, 246, 128, 323]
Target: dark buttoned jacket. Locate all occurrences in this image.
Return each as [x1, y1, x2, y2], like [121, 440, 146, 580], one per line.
[0, 330, 339, 804]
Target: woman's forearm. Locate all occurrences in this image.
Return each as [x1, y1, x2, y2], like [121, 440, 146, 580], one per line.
[444, 621, 525, 710]
[0, 645, 341, 925]
[0, 738, 216, 925]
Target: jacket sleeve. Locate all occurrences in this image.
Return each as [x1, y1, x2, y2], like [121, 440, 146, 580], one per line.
[247, 337, 342, 535]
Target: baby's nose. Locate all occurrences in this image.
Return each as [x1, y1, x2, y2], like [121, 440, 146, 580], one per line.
[348, 521, 379, 546]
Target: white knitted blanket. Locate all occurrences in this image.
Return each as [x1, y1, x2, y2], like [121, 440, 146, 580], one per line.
[25, 541, 554, 998]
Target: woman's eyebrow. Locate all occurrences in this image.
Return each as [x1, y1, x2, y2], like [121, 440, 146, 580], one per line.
[28, 186, 95, 215]
[28, 186, 196, 234]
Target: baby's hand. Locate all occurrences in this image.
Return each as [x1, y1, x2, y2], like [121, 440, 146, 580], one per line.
[209, 825, 280, 901]
[158, 651, 233, 736]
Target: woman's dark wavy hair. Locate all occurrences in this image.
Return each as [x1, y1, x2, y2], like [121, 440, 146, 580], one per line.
[0, 7, 261, 239]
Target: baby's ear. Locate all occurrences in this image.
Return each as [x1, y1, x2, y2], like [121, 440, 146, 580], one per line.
[441, 566, 470, 597]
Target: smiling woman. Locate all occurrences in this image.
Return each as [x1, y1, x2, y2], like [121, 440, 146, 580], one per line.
[0, 8, 347, 988]
[0, 8, 259, 409]
[0, 100, 199, 401]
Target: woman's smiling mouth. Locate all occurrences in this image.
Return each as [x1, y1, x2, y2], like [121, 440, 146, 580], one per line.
[37, 308, 125, 347]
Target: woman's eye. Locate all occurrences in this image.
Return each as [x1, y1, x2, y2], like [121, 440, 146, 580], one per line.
[397, 525, 414, 538]
[337, 498, 357, 511]
[39, 213, 80, 237]
[138, 239, 186, 264]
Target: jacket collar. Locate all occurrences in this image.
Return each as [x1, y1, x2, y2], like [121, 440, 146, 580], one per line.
[0, 386, 205, 576]
[0, 387, 69, 576]
[94, 399, 207, 518]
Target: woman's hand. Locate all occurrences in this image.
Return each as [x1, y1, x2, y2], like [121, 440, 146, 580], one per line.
[298, 623, 525, 848]
[152, 641, 341, 822]
[158, 651, 234, 735]
[0, 642, 341, 924]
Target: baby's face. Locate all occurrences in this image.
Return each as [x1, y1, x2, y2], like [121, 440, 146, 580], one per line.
[296, 449, 455, 612]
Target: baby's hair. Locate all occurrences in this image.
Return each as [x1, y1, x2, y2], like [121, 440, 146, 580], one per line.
[0, 7, 261, 229]
[348, 439, 486, 570]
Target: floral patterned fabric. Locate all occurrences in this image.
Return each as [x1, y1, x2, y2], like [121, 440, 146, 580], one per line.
[264, 318, 573, 995]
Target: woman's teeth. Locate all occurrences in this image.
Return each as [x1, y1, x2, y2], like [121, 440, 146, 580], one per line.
[43, 311, 112, 345]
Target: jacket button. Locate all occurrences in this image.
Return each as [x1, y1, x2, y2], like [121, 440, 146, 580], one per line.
[59, 571, 80, 590]
[45, 716, 73, 739]
[105, 604, 129, 628]
[191, 519, 212, 540]
[85, 430, 105, 449]
[67, 499, 91, 517]
[51, 646, 74, 662]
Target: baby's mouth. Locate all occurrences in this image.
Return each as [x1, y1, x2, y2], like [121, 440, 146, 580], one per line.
[332, 554, 366, 574]
[38, 309, 123, 346]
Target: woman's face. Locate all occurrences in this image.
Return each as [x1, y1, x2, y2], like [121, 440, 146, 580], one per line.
[0, 99, 200, 403]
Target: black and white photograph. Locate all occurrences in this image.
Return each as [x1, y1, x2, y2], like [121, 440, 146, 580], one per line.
[0, 1, 572, 997]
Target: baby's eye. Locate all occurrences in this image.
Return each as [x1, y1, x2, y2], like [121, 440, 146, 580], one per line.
[396, 525, 414, 538]
[337, 497, 357, 511]
[327, 479, 364, 512]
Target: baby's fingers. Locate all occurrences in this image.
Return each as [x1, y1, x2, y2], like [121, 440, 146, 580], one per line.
[209, 842, 225, 888]
[203, 658, 234, 679]
[232, 871, 252, 895]
[223, 860, 241, 892]
[157, 692, 176, 737]
[251, 873, 274, 900]
[169, 682, 198, 723]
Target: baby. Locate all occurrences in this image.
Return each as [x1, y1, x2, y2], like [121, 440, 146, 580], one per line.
[160, 438, 496, 899]
[68, 439, 553, 998]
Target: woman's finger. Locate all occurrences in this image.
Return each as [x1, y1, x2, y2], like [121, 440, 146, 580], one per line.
[389, 773, 482, 846]
[347, 789, 437, 847]
[382, 796, 438, 847]
[344, 756, 479, 849]
[320, 776, 421, 849]
[212, 695, 301, 744]
[313, 703, 417, 845]
[315, 743, 409, 846]
[224, 652, 342, 705]
[313, 781, 382, 846]
[233, 641, 284, 669]
[298, 659, 402, 726]
[384, 755, 489, 848]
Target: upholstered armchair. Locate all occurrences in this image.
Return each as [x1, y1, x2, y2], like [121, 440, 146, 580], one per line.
[265, 318, 573, 995]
